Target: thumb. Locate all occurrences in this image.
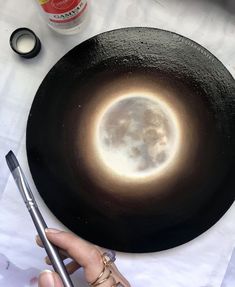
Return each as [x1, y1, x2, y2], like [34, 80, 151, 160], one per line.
[39, 270, 64, 287]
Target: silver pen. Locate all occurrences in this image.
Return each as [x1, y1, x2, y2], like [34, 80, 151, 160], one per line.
[5, 150, 74, 287]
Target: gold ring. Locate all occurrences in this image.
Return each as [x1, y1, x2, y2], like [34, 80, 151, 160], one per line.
[88, 264, 106, 286]
[111, 282, 125, 287]
[93, 270, 112, 286]
[88, 250, 117, 286]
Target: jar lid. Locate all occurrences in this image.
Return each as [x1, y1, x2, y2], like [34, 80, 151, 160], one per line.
[10, 28, 41, 59]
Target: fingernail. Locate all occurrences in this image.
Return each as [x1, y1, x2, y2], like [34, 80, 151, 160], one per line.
[45, 257, 50, 264]
[45, 228, 61, 234]
[35, 234, 40, 241]
[35, 235, 40, 245]
[39, 270, 55, 287]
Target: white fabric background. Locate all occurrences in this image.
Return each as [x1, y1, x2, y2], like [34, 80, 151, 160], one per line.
[0, 0, 235, 286]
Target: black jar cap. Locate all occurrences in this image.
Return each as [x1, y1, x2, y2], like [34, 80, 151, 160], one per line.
[10, 28, 41, 59]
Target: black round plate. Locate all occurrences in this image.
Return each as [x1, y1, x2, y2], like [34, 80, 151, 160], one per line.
[26, 28, 235, 253]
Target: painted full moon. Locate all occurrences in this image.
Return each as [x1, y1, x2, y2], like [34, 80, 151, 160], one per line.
[96, 96, 180, 178]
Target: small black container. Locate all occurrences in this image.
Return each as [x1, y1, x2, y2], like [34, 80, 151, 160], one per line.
[10, 28, 41, 59]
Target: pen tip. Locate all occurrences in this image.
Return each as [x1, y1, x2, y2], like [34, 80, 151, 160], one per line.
[5, 150, 19, 172]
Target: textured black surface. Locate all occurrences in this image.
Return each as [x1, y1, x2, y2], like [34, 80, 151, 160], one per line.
[26, 28, 235, 253]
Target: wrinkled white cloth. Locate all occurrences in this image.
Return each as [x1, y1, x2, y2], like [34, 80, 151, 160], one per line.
[0, 0, 235, 286]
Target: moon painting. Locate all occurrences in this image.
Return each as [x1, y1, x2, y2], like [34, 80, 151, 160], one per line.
[96, 95, 179, 178]
[26, 28, 235, 252]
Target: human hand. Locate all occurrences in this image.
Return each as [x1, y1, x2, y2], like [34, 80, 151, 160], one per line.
[36, 228, 130, 287]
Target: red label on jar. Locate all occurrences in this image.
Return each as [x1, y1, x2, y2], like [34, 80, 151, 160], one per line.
[40, 0, 87, 25]
[42, 0, 79, 14]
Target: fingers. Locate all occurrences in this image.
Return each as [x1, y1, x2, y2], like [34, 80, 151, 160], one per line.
[36, 228, 103, 283]
[45, 254, 67, 265]
[36, 235, 70, 260]
[44, 256, 81, 275]
[110, 264, 131, 287]
[65, 260, 81, 274]
[36, 228, 130, 286]
[44, 228, 100, 266]
[35, 235, 43, 247]
[38, 270, 63, 287]
[36, 231, 100, 267]
[36, 235, 81, 274]
[36, 235, 69, 256]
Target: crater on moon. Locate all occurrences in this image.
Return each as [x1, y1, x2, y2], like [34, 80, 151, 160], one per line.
[96, 96, 180, 178]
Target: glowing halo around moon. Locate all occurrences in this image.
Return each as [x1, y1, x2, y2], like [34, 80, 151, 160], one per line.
[94, 93, 181, 179]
